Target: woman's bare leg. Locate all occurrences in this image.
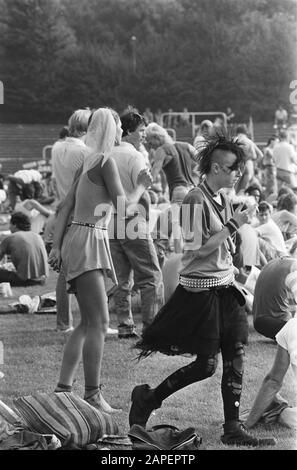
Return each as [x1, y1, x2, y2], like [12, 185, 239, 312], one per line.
[56, 270, 108, 388]
[75, 271, 109, 387]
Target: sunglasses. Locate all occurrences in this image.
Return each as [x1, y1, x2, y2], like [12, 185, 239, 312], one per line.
[219, 162, 244, 174]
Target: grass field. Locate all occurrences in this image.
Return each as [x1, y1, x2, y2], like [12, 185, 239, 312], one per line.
[0, 267, 296, 451]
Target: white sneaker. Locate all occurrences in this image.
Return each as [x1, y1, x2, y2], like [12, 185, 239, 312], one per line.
[28, 296, 41, 314]
[18, 295, 32, 313]
[17, 295, 40, 314]
[0, 371, 4, 379]
[59, 327, 74, 335]
[107, 327, 118, 335]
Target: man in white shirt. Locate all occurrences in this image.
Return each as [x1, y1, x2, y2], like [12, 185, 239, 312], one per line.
[52, 109, 91, 203]
[273, 129, 297, 190]
[274, 104, 288, 128]
[51, 108, 91, 333]
[254, 201, 287, 259]
[108, 109, 164, 338]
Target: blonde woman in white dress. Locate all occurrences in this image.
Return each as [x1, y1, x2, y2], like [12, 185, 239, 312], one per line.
[48, 108, 151, 413]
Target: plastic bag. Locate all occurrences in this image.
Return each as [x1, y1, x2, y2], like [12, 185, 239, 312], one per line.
[128, 424, 202, 450]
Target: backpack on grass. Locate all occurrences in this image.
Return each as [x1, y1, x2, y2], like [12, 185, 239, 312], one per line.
[128, 424, 202, 451]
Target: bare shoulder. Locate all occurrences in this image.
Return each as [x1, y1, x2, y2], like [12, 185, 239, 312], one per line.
[100, 157, 121, 183]
[101, 157, 118, 175]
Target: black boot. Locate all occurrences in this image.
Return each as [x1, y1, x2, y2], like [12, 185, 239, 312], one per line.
[129, 384, 161, 428]
[221, 420, 276, 447]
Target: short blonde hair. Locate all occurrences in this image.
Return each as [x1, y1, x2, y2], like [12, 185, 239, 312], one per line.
[68, 108, 92, 137]
[145, 122, 174, 146]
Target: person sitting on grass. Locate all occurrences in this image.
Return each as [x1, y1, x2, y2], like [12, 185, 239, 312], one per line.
[253, 201, 287, 261]
[0, 212, 48, 286]
[14, 180, 54, 235]
[245, 317, 297, 429]
[252, 240, 297, 341]
[272, 192, 297, 241]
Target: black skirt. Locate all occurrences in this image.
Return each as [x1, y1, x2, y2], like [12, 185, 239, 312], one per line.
[136, 284, 249, 358]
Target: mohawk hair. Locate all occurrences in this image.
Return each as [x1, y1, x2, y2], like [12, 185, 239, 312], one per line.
[196, 132, 245, 176]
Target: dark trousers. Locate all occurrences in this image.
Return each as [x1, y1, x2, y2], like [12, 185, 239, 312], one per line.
[254, 316, 287, 340]
[0, 268, 44, 286]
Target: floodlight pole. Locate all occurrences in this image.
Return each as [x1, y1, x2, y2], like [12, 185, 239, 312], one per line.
[131, 35, 137, 73]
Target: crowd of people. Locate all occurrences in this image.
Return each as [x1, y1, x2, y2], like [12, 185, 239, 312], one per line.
[0, 104, 297, 447]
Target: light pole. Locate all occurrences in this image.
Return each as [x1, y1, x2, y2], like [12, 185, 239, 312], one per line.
[131, 35, 137, 73]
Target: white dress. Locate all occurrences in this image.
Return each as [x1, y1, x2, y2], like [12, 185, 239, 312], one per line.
[61, 169, 117, 295]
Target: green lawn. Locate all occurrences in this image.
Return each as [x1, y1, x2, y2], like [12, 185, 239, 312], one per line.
[0, 268, 296, 450]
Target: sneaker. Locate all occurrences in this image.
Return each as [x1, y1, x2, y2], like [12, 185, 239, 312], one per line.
[221, 420, 276, 447]
[56, 326, 74, 334]
[18, 295, 33, 313]
[84, 390, 122, 414]
[129, 384, 161, 428]
[16, 295, 40, 314]
[28, 295, 41, 314]
[107, 327, 118, 335]
[62, 327, 74, 335]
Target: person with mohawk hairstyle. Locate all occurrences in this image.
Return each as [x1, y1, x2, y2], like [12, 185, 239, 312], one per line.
[129, 134, 276, 447]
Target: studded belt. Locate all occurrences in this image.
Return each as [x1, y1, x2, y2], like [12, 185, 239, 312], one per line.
[71, 221, 107, 230]
[179, 272, 234, 289]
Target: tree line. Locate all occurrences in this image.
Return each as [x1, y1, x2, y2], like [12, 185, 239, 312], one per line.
[0, 0, 296, 124]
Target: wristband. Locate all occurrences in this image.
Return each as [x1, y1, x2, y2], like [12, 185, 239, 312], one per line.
[225, 217, 239, 235]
